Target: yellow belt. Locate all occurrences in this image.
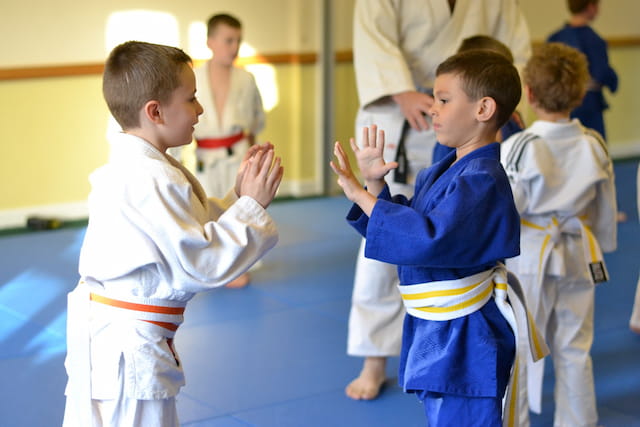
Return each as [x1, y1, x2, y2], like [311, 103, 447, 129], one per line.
[521, 215, 609, 285]
[398, 264, 549, 427]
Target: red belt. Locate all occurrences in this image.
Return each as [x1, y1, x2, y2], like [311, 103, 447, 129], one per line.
[196, 131, 245, 149]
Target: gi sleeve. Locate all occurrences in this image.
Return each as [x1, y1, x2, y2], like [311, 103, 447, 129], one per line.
[247, 71, 266, 135]
[362, 166, 520, 268]
[588, 143, 618, 253]
[353, 0, 415, 108]
[137, 171, 278, 292]
[493, 0, 532, 73]
[585, 32, 618, 92]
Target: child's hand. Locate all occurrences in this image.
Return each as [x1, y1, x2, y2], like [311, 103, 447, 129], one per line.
[330, 141, 377, 215]
[235, 142, 274, 197]
[355, 125, 398, 182]
[239, 148, 283, 208]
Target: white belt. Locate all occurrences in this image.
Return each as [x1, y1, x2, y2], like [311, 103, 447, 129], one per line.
[65, 280, 186, 425]
[398, 264, 549, 427]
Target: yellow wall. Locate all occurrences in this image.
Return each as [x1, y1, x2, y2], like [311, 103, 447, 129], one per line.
[0, 76, 109, 208]
[0, 62, 326, 211]
[2, 0, 640, 218]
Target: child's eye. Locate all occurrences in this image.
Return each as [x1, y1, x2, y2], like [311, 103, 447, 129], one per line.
[439, 98, 448, 104]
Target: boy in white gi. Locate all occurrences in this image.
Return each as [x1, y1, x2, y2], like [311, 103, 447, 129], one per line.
[331, 51, 547, 426]
[62, 41, 283, 427]
[501, 42, 617, 427]
[347, 0, 531, 400]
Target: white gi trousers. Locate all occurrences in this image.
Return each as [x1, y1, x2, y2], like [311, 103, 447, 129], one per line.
[631, 164, 640, 331]
[347, 107, 435, 356]
[632, 277, 640, 331]
[63, 362, 179, 427]
[515, 273, 597, 427]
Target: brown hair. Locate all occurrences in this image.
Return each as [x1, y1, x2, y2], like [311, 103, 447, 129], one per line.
[568, 0, 599, 14]
[523, 42, 589, 113]
[102, 41, 192, 130]
[457, 35, 514, 64]
[207, 13, 242, 38]
[436, 50, 521, 129]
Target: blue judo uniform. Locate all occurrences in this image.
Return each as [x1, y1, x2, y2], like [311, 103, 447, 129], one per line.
[548, 24, 618, 139]
[347, 143, 520, 426]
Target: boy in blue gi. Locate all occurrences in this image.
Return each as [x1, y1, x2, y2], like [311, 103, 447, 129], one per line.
[330, 50, 548, 426]
[548, 0, 618, 140]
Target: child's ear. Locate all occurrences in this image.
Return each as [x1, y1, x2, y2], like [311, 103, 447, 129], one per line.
[476, 97, 497, 122]
[143, 100, 163, 124]
[525, 85, 535, 105]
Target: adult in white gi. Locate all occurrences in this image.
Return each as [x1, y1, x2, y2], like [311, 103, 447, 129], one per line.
[192, 63, 265, 199]
[63, 133, 279, 427]
[501, 121, 617, 427]
[347, 0, 531, 400]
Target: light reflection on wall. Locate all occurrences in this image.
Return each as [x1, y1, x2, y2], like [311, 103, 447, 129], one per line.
[105, 10, 180, 51]
[105, 10, 181, 140]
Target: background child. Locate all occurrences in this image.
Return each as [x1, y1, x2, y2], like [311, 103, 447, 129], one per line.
[331, 51, 545, 426]
[501, 42, 617, 427]
[432, 34, 526, 163]
[188, 13, 266, 288]
[63, 41, 283, 427]
[548, 0, 618, 140]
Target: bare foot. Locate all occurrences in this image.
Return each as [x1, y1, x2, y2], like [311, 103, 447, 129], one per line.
[226, 273, 250, 288]
[345, 356, 386, 400]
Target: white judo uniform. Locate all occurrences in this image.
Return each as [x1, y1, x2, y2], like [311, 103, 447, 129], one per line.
[192, 62, 265, 198]
[501, 119, 617, 427]
[348, 0, 531, 357]
[63, 132, 278, 427]
[631, 164, 640, 333]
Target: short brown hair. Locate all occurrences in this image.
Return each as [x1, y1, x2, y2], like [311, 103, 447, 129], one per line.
[102, 41, 192, 129]
[568, 0, 599, 14]
[523, 42, 589, 113]
[207, 13, 242, 38]
[457, 35, 514, 64]
[436, 50, 521, 129]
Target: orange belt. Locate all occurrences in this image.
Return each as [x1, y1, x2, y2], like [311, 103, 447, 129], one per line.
[196, 131, 245, 149]
[90, 292, 185, 332]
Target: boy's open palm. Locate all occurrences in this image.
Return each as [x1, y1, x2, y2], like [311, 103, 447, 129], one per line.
[354, 125, 397, 181]
[239, 148, 283, 208]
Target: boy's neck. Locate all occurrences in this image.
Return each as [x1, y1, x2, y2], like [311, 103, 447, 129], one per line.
[209, 59, 234, 72]
[534, 109, 572, 123]
[454, 130, 497, 163]
[569, 10, 593, 27]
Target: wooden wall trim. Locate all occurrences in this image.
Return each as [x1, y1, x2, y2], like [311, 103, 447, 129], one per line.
[0, 37, 636, 81]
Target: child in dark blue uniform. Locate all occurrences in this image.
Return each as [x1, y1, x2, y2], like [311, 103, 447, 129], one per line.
[548, 0, 618, 139]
